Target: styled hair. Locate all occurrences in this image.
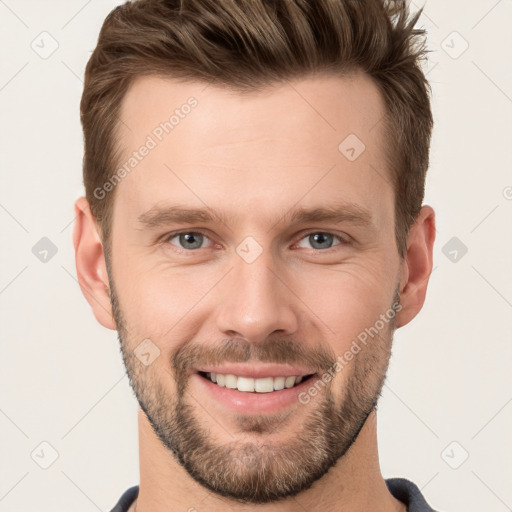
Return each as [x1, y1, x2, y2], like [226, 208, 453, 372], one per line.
[80, 0, 433, 259]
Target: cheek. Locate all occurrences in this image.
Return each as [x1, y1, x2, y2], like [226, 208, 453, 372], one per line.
[112, 258, 220, 339]
[292, 260, 395, 349]
[111, 234, 398, 352]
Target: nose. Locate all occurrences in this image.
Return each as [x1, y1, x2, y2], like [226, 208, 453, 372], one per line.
[215, 248, 299, 343]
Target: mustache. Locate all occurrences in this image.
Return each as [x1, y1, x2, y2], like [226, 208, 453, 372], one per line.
[172, 336, 337, 377]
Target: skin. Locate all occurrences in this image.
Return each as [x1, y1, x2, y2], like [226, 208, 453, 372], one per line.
[73, 72, 435, 512]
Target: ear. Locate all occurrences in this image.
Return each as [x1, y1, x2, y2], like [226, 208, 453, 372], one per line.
[395, 205, 436, 328]
[72, 197, 116, 330]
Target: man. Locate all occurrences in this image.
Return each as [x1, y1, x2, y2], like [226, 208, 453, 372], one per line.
[73, 0, 438, 510]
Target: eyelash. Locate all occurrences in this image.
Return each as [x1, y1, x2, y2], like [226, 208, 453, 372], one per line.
[162, 229, 351, 253]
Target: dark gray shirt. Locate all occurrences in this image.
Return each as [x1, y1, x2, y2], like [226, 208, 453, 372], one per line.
[110, 478, 440, 511]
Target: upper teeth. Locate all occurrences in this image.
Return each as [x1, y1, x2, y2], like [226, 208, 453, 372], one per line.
[207, 373, 305, 393]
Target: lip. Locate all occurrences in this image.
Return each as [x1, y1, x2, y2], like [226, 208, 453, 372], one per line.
[193, 363, 315, 379]
[192, 372, 321, 415]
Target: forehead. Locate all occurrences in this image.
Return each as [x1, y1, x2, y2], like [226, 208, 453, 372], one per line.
[112, 72, 392, 227]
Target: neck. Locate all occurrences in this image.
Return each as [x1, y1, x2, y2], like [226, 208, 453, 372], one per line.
[132, 408, 406, 512]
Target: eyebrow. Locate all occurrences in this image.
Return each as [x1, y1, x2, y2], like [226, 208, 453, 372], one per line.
[136, 202, 374, 231]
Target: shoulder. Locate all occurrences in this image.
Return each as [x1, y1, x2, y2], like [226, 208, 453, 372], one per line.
[386, 477, 441, 512]
[109, 485, 139, 512]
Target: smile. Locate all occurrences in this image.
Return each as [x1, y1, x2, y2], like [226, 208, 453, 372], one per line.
[199, 371, 315, 393]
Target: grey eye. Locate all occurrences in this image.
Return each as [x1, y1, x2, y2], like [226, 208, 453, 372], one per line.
[169, 232, 208, 250]
[297, 232, 341, 250]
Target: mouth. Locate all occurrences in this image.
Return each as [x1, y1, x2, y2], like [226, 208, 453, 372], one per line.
[198, 371, 316, 393]
[193, 369, 322, 415]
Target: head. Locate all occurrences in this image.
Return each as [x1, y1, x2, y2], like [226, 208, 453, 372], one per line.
[74, 0, 435, 505]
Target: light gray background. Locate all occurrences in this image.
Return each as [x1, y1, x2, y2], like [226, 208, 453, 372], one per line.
[1, 1, 511, 511]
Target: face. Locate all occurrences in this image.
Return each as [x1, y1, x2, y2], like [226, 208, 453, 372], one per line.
[105, 73, 404, 503]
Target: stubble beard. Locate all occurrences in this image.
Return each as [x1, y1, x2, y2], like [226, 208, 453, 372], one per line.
[106, 262, 398, 504]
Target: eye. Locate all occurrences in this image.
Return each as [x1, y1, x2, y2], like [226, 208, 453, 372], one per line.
[162, 230, 349, 253]
[295, 231, 347, 250]
[166, 231, 211, 250]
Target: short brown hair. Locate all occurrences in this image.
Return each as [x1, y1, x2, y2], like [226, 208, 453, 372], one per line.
[80, 0, 433, 259]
